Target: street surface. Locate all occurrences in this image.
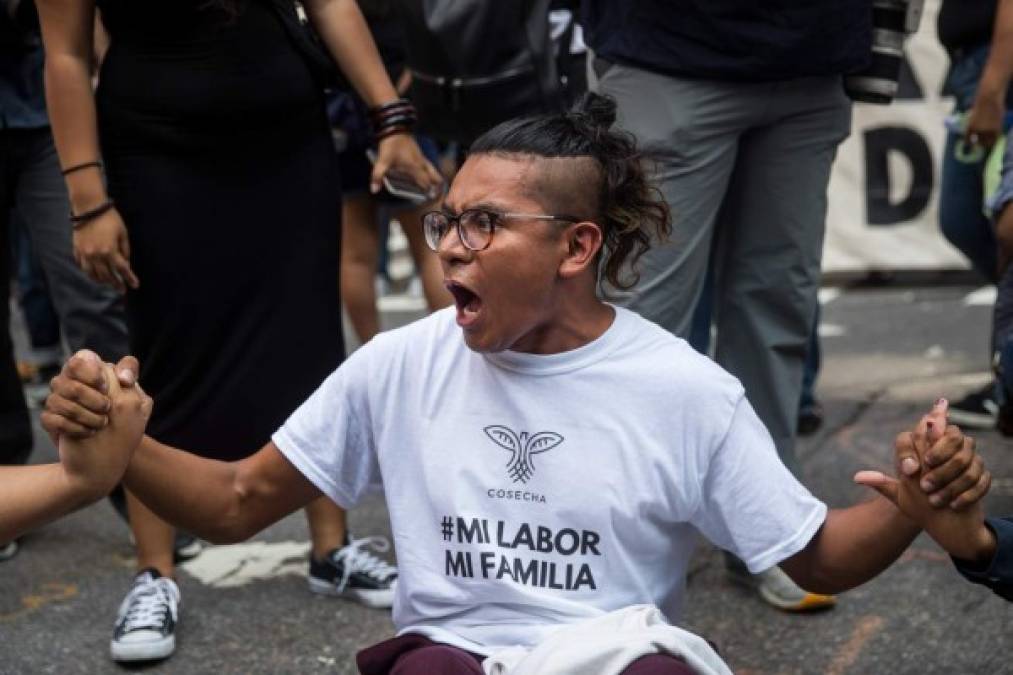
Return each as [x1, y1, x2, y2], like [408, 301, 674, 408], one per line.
[2, 281, 1012, 674]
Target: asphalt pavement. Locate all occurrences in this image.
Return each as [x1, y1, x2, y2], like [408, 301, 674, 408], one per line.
[2, 282, 1012, 675]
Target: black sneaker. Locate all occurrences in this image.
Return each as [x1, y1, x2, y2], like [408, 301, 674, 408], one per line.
[110, 569, 180, 662]
[173, 534, 204, 564]
[308, 536, 398, 609]
[948, 383, 999, 430]
[797, 401, 824, 436]
[0, 540, 18, 562]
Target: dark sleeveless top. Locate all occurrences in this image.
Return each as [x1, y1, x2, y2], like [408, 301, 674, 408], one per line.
[95, 0, 345, 459]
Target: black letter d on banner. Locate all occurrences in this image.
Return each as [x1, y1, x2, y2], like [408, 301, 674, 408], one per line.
[864, 126, 934, 226]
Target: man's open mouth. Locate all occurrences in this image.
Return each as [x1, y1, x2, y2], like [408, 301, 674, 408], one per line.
[446, 281, 482, 323]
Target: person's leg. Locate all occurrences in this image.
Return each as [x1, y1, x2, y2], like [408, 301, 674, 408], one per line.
[712, 77, 849, 611]
[687, 261, 716, 355]
[398, 200, 452, 311]
[357, 634, 484, 675]
[306, 496, 348, 559]
[991, 156, 1013, 434]
[0, 131, 33, 472]
[713, 76, 851, 474]
[594, 62, 745, 337]
[341, 194, 382, 342]
[306, 495, 398, 608]
[621, 654, 696, 675]
[939, 129, 998, 282]
[14, 128, 129, 362]
[938, 48, 1002, 426]
[126, 490, 175, 578]
[13, 215, 62, 371]
[110, 489, 179, 662]
[390, 645, 485, 675]
[797, 304, 823, 436]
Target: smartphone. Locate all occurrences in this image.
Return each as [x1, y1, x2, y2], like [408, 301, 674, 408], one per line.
[365, 148, 440, 204]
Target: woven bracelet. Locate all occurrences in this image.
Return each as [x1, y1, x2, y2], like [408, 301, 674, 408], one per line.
[69, 199, 115, 229]
[61, 160, 103, 176]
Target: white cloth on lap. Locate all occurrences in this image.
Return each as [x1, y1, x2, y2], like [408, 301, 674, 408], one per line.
[481, 604, 731, 675]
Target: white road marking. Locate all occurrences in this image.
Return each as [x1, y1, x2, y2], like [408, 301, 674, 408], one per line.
[818, 323, 846, 337]
[963, 285, 997, 306]
[924, 345, 946, 359]
[180, 541, 310, 589]
[818, 287, 842, 305]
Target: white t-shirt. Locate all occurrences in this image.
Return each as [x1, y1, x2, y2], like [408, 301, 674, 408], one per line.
[273, 306, 826, 654]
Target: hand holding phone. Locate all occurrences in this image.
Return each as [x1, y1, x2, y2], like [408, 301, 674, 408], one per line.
[366, 148, 442, 204]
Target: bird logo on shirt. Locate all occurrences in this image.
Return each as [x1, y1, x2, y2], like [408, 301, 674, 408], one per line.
[483, 425, 564, 484]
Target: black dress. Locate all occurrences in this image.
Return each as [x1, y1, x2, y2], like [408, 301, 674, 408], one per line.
[96, 0, 344, 460]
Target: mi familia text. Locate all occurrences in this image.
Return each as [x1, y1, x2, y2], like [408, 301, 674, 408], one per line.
[441, 516, 601, 591]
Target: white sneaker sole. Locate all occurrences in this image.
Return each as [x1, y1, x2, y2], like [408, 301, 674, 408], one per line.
[307, 576, 395, 609]
[110, 634, 175, 662]
[947, 409, 997, 430]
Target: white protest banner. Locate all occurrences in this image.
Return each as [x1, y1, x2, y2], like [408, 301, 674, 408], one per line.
[824, 0, 972, 273]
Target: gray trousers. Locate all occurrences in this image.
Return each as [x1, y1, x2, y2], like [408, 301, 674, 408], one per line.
[2, 127, 128, 465]
[595, 62, 852, 472]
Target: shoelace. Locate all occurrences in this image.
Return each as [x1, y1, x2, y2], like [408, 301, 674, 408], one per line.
[119, 580, 175, 633]
[330, 536, 398, 592]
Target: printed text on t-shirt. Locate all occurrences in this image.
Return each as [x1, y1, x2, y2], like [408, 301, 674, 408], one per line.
[441, 516, 600, 591]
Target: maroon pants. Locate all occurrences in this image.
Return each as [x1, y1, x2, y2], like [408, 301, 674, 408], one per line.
[357, 634, 697, 675]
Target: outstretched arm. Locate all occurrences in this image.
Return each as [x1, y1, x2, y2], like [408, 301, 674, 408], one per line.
[781, 401, 990, 594]
[43, 352, 322, 543]
[120, 437, 321, 544]
[1, 361, 148, 542]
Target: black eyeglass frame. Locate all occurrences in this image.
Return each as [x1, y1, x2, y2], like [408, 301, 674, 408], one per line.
[422, 208, 581, 252]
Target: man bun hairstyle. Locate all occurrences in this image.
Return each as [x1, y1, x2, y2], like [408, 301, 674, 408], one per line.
[470, 92, 671, 289]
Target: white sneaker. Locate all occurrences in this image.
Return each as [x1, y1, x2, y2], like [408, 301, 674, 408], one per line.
[737, 565, 837, 612]
[110, 569, 180, 662]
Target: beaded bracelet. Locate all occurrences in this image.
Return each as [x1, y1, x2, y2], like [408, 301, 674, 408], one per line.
[369, 98, 417, 139]
[69, 199, 115, 229]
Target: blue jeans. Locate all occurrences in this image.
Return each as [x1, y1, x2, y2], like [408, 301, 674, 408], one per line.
[939, 44, 1000, 282]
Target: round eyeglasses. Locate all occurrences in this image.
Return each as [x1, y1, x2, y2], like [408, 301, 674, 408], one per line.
[422, 209, 579, 252]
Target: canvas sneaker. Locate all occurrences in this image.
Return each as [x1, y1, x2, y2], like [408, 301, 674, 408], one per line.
[728, 562, 836, 612]
[308, 536, 398, 609]
[110, 569, 180, 662]
[948, 382, 999, 430]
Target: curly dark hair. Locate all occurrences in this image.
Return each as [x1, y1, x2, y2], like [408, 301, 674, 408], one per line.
[468, 92, 671, 290]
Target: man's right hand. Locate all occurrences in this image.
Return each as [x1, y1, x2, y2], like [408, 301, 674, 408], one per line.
[855, 403, 996, 563]
[41, 350, 141, 444]
[57, 362, 153, 498]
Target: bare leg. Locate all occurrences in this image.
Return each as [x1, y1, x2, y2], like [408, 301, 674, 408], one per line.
[341, 195, 382, 343]
[305, 496, 348, 560]
[398, 201, 452, 311]
[126, 489, 175, 577]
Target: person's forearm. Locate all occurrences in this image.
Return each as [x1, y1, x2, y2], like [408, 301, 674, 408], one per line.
[122, 437, 319, 543]
[37, 2, 108, 213]
[43, 54, 108, 213]
[0, 464, 99, 542]
[122, 436, 252, 543]
[304, 0, 400, 107]
[978, 0, 1013, 104]
[782, 497, 920, 594]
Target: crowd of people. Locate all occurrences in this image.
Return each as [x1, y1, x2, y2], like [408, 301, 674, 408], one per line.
[2, 0, 1013, 673]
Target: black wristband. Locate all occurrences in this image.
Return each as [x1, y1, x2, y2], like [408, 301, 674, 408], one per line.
[61, 160, 103, 176]
[70, 199, 115, 229]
